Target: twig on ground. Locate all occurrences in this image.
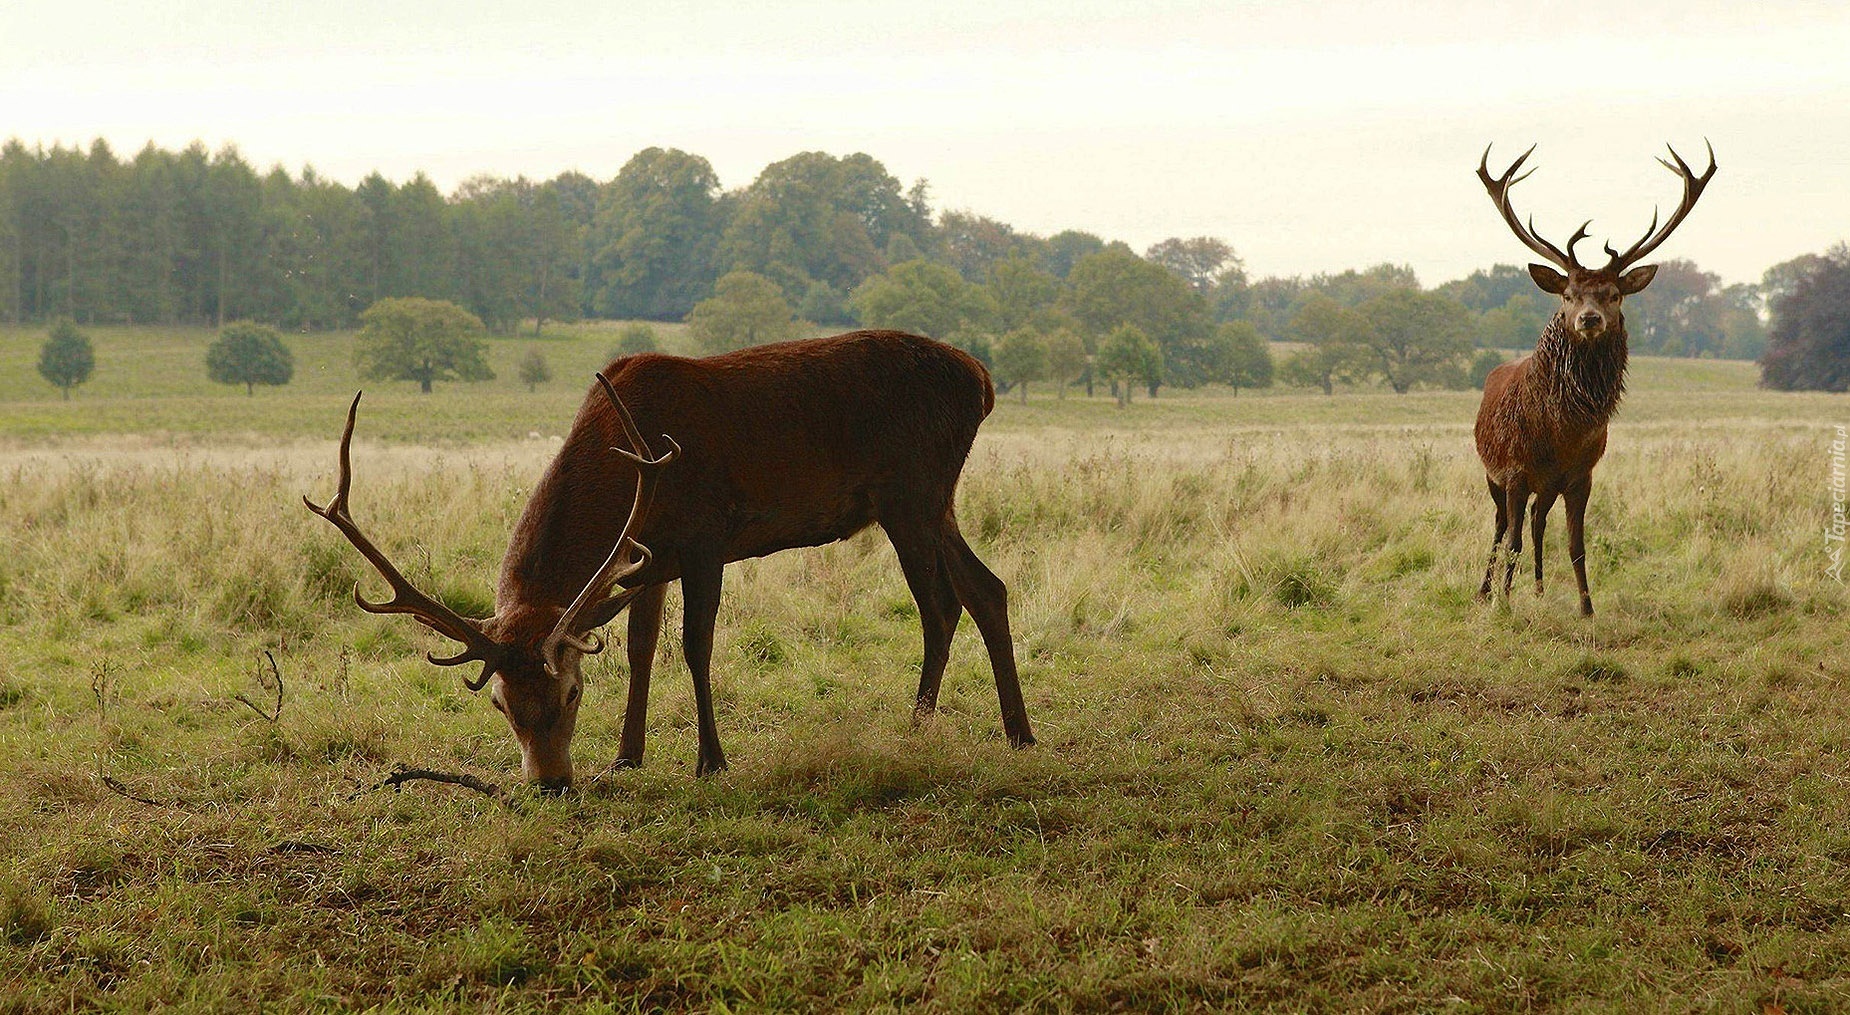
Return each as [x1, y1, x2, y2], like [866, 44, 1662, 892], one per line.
[234, 650, 284, 723]
[349, 763, 523, 812]
[90, 659, 116, 723]
[101, 775, 186, 808]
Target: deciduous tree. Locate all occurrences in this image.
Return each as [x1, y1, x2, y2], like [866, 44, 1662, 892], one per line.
[205, 321, 293, 394]
[1354, 290, 1472, 393]
[686, 271, 800, 354]
[1761, 245, 1850, 391]
[1063, 248, 1210, 393]
[354, 297, 493, 393]
[1212, 321, 1273, 395]
[1095, 324, 1161, 407]
[1046, 328, 1088, 399]
[994, 328, 1049, 403]
[1282, 294, 1369, 395]
[852, 259, 993, 339]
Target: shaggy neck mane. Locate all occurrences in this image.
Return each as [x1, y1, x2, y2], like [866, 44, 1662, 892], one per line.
[1523, 310, 1629, 429]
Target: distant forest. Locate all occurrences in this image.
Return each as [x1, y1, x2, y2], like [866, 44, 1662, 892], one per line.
[0, 139, 1794, 361]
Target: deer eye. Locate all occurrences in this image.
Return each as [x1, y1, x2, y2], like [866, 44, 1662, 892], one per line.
[491, 695, 507, 714]
[565, 684, 581, 706]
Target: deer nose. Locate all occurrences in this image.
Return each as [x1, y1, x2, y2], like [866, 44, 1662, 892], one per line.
[532, 776, 574, 796]
[1577, 312, 1602, 331]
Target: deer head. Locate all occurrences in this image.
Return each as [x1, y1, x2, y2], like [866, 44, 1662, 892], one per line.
[1478, 141, 1716, 341]
[305, 377, 677, 792]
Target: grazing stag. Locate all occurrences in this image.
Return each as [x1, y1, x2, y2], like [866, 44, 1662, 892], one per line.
[1473, 142, 1715, 615]
[307, 330, 1035, 791]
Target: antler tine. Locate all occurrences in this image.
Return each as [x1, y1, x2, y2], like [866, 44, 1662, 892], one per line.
[540, 376, 681, 677]
[1477, 143, 1579, 271]
[305, 393, 507, 689]
[1604, 138, 1717, 272]
[1563, 219, 1593, 267]
[598, 372, 655, 461]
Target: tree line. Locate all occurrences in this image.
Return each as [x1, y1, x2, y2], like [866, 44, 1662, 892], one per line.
[4, 138, 1843, 393]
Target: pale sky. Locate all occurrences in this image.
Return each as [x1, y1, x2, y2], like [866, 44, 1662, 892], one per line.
[4, 0, 1848, 286]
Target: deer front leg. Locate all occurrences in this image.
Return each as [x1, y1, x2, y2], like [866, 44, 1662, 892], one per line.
[613, 583, 666, 768]
[1479, 477, 1507, 601]
[1500, 479, 1530, 602]
[1530, 491, 1558, 597]
[1565, 478, 1594, 617]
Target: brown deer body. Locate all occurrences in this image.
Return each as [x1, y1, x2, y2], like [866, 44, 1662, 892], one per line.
[1473, 143, 1715, 615]
[308, 330, 1034, 790]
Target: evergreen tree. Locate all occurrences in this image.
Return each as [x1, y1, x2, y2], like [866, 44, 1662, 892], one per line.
[37, 318, 94, 399]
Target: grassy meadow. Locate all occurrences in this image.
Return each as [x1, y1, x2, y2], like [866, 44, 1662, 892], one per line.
[2, 323, 1849, 1011]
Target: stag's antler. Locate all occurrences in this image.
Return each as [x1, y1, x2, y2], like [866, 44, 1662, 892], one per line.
[540, 374, 681, 677]
[305, 393, 507, 691]
[1601, 139, 1717, 272]
[1477, 144, 1592, 272]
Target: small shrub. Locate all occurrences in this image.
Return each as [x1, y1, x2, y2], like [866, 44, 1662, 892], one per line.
[610, 324, 659, 359]
[516, 348, 551, 392]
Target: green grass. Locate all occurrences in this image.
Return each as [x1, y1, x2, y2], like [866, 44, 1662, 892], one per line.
[3, 328, 1849, 1010]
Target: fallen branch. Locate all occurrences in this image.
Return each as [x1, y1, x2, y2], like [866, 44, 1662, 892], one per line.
[101, 775, 186, 809]
[234, 650, 284, 723]
[349, 763, 522, 812]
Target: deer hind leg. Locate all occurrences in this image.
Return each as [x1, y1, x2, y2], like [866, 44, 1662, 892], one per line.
[1530, 491, 1558, 597]
[612, 583, 666, 768]
[1565, 477, 1595, 617]
[1501, 479, 1531, 601]
[882, 520, 961, 718]
[1479, 477, 1508, 600]
[678, 557, 729, 776]
[938, 516, 1036, 748]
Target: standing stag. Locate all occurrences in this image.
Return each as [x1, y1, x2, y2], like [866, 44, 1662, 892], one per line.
[307, 330, 1035, 791]
[1473, 142, 1715, 615]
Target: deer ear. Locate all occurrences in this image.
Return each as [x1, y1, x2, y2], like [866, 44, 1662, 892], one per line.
[1528, 263, 1569, 295]
[1617, 264, 1657, 295]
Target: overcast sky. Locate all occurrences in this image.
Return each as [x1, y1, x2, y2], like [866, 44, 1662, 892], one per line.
[4, 0, 1847, 286]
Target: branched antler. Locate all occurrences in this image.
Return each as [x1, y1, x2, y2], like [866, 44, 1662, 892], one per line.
[1602, 139, 1717, 272]
[1477, 144, 1588, 271]
[305, 393, 507, 690]
[540, 374, 681, 676]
